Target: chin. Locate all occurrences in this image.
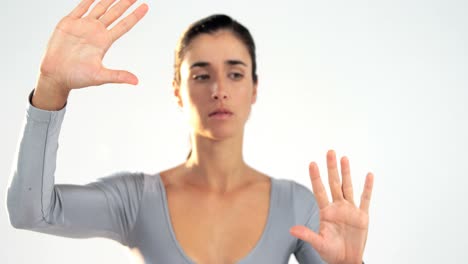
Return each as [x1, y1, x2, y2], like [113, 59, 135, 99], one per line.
[207, 130, 238, 141]
[201, 126, 242, 141]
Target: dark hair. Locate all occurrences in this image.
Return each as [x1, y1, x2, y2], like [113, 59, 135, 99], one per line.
[173, 14, 258, 86]
[175, 14, 258, 160]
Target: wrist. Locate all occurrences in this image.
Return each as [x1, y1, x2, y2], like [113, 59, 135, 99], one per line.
[33, 75, 70, 111]
[335, 259, 364, 264]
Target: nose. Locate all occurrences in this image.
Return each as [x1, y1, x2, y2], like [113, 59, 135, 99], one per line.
[211, 80, 229, 101]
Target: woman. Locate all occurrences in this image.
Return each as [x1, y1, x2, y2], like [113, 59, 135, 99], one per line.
[6, 0, 374, 263]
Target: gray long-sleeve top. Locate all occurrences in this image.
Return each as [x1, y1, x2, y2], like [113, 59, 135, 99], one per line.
[6, 90, 325, 264]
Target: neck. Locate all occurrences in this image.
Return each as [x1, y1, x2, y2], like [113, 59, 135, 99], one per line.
[184, 132, 251, 193]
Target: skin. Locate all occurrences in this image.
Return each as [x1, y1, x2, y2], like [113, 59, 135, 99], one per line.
[170, 30, 261, 192]
[30, 1, 374, 263]
[289, 152, 374, 264]
[32, 0, 148, 110]
[160, 31, 272, 263]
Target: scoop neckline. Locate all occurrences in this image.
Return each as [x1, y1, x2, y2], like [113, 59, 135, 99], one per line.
[156, 173, 276, 264]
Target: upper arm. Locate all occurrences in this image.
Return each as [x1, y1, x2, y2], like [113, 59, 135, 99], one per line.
[291, 181, 326, 264]
[21, 172, 145, 245]
[293, 209, 325, 263]
[6, 90, 144, 245]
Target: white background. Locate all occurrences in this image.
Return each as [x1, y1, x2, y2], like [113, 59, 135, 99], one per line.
[1, 0, 467, 263]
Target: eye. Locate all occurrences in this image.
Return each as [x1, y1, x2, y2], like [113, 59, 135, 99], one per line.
[193, 74, 210, 81]
[229, 72, 244, 80]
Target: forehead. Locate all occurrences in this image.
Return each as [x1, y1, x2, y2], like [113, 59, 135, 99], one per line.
[181, 30, 251, 68]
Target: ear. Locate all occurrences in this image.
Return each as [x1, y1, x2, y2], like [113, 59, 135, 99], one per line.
[251, 80, 258, 104]
[173, 80, 183, 107]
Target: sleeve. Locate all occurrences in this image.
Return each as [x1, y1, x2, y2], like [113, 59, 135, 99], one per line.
[291, 181, 326, 264]
[6, 89, 144, 245]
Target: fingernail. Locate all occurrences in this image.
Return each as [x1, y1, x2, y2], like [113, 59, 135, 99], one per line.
[290, 227, 303, 237]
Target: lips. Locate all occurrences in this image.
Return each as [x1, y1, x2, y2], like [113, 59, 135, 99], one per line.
[209, 107, 233, 117]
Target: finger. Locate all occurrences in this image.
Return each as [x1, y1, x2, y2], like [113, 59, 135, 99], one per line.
[68, 0, 96, 18]
[95, 67, 139, 85]
[290, 226, 325, 254]
[309, 162, 329, 209]
[327, 150, 344, 201]
[359, 172, 374, 213]
[99, 0, 137, 27]
[340, 156, 355, 205]
[87, 0, 117, 19]
[109, 3, 149, 42]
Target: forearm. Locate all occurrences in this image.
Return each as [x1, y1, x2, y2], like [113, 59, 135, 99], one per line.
[6, 94, 141, 243]
[7, 90, 66, 228]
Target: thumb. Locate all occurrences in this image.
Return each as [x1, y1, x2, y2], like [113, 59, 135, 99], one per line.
[95, 67, 139, 86]
[290, 225, 324, 252]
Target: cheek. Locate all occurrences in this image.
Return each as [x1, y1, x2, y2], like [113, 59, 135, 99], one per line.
[186, 88, 205, 106]
[236, 88, 255, 117]
[180, 86, 208, 117]
[241, 84, 255, 103]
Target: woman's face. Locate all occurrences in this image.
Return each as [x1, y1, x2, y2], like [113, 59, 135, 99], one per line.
[175, 30, 257, 140]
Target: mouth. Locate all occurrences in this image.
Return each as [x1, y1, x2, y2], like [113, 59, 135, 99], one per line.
[209, 108, 233, 118]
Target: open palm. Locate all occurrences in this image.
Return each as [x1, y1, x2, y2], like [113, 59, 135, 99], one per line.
[290, 150, 374, 264]
[40, 0, 148, 91]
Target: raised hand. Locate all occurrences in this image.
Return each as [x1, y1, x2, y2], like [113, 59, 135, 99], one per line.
[290, 150, 374, 264]
[39, 0, 148, 92]
[32, 0, 148, 110]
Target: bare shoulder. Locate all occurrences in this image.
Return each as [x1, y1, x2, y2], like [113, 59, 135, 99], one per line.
[158, 164, 186, 189]
[158, 165, 272, 198]
[248, 167, 271, 182]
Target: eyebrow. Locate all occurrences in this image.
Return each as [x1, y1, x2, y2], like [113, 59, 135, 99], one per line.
[190, 60, 247, 69]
